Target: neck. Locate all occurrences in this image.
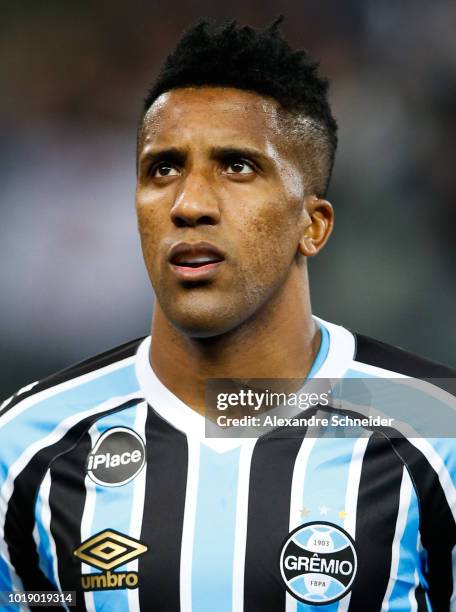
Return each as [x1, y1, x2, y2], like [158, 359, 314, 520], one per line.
[149, 266, 320, 414]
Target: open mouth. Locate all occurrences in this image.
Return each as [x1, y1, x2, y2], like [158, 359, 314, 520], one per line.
[168, 241, 225, 280]
[171, 255, 224, 268]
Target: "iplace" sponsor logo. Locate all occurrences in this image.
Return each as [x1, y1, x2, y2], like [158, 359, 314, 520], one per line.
[87, 449, 142, 470]
[86, 427, 146, 487]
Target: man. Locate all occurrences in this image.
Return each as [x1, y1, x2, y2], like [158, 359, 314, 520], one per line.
[0, 19, 455, 612]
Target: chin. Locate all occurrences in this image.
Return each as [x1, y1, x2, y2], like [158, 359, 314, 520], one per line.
[162, 295, 247, 339]
[169, 311, 240, 339]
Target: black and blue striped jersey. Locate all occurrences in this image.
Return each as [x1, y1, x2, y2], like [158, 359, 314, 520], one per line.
[0, 317, 455, 611]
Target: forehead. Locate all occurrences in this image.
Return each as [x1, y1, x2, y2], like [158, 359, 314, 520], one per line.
[140, 87, 284, 151]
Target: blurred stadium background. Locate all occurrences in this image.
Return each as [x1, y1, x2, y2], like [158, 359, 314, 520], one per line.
[1, 0, 455, 400]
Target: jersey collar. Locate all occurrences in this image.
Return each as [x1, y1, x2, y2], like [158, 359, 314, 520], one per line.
[134, 316, 355, 447]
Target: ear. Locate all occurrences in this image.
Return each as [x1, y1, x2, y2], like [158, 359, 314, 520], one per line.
[298, 196, 334, 257]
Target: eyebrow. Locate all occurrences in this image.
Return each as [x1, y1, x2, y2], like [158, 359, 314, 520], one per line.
[209, 146, 268, 166]
[138, 145, 270, 172]
[138, 147, 186, 169]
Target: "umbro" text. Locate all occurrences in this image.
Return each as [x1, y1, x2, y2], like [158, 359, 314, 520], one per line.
[81, 571, 139, 591]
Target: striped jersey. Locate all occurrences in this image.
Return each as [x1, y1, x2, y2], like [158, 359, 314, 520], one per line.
[0, 317, 455, 611]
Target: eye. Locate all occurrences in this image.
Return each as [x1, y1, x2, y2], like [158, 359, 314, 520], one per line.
[223, 160, 255, 175]
[152, 163, 181, 178]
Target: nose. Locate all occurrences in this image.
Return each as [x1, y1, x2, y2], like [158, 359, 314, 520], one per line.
[170, 172, 221, 228]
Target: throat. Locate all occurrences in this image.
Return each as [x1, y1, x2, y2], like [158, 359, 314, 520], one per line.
[149, 302, 321, 415]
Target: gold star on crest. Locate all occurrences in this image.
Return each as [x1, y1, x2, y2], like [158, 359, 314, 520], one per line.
[338, 509, 348, 519]
[300, 507, 310, 518]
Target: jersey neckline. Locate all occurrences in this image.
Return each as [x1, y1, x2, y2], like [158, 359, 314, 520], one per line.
[134, 316, 355, 450]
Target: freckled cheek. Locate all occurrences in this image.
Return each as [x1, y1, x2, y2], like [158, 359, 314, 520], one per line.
[135, 205, 165, 270]
[136, 206, 159, 236]
[136, 186, 173, 232]
[235, 202, 301, 273]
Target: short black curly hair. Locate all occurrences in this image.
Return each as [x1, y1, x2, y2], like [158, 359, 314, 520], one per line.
[139, 18, 338, 196]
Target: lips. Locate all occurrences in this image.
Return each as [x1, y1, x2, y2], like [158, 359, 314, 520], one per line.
[168, 241, 225, 281]
[169, 242, 225, 266]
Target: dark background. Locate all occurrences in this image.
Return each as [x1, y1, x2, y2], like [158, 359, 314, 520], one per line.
[1, 0, 455, 400]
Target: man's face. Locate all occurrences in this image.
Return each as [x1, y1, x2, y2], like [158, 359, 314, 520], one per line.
[136, 87, 313, 337]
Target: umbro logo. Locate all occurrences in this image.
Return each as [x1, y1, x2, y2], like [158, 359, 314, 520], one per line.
[74, 530, 148, 591]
